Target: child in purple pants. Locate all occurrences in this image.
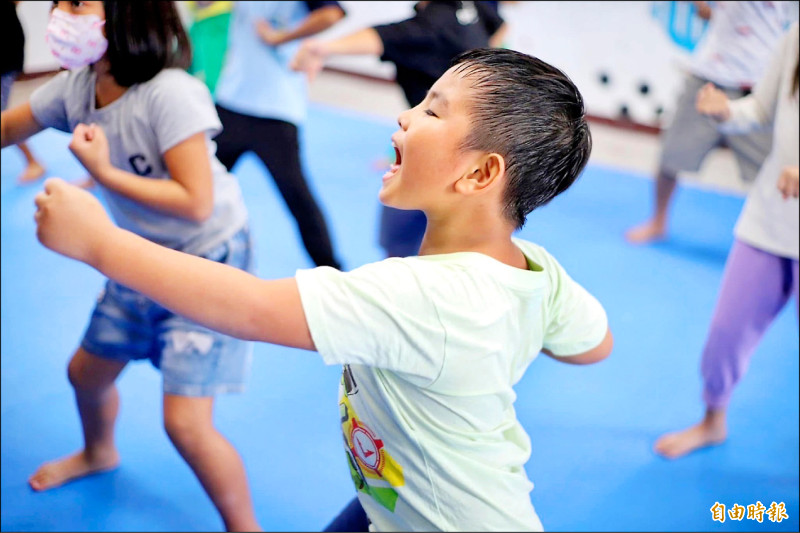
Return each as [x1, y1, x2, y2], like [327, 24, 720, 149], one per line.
[655, 22, 799, 459]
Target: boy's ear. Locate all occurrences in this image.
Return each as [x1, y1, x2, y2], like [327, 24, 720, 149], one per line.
[455, 153, 506, 194]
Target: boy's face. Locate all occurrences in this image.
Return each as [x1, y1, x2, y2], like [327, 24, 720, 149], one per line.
[380, 67, 480, 211]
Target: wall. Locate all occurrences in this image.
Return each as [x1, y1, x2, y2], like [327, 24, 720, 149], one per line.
[17, 1, 59, 74]
[315, 1, 700, 127]
[17, 1, 702, 128]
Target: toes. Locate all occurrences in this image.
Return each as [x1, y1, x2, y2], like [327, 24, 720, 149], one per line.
[653, 436, 681, 458]
[29, 471, 47, 491]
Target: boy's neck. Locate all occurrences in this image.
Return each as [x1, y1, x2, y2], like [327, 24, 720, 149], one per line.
[418, 208, 528, 270]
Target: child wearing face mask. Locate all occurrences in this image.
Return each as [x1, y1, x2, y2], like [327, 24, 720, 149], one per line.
[29, 47, 613, 532]
[0, 2, 259, 530]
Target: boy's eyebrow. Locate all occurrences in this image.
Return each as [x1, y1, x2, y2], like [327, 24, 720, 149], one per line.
[427, 90, 449, 108]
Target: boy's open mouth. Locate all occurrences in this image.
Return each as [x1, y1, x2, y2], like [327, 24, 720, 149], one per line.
[383, 143, 402, 182]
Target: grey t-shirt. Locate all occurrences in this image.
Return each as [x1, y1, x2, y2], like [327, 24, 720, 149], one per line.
[30, 67, 248, 256]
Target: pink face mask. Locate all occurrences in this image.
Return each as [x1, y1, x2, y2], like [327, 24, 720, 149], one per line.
[45, 9, 108, 70]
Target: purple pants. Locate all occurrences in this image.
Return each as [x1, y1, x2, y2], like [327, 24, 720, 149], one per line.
[701, 240, 799, 409]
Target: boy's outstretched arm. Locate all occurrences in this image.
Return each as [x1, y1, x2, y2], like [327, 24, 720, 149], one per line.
[542, 328, 613, 365]
[34, 178, 315, 351]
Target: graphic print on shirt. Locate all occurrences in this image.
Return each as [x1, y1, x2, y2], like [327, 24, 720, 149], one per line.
[340, 365, 405, 512]
[128, 154, 153, 176]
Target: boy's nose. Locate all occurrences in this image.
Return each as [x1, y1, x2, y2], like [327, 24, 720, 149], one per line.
[397, 109, 410, 131]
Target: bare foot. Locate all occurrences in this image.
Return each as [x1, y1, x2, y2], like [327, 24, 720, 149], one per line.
[654, 422, 727, 459]
[625, 221, 666, 245]
[17, 161, 47, 184]
[28, 449, 120, 491]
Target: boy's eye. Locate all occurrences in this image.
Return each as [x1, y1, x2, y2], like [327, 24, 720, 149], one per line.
[424, 109, 438, 118]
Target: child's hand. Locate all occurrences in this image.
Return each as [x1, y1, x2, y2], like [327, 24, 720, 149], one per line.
[34, 177, 115, 266]
[695, 82, 731, 122]
[290, 40, 327, 82]
[777, 165, 799, 200]
[255, 19, 286, 46]
[69, 123, 111, 182]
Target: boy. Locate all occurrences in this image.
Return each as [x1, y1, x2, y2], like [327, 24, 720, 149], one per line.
[291, 0, 507, 259]
[33, 48, 613, 531]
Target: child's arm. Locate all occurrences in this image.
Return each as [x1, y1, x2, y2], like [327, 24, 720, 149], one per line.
[1, 103, 46, 149]
[695, 83, 732, 122]
[255, 4, 345, 46]
[541, 328, 613, 365]
[696, 23, 792, 135]
[488, 22, 508, 48]
[35, 178, 315, 350]
[290, 28, 384, 81]
[69, 124, 214, 222]
[539, 248, 614, 365]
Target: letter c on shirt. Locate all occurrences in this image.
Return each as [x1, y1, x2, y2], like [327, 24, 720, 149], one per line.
[129, 154, 153, 176]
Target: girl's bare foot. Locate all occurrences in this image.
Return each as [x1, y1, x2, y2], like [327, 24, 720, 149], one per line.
[28, 448, 120, 491]
[654, 419, 727, 459]
[17, 161, 47, 184]
[625, 220, 667, 244]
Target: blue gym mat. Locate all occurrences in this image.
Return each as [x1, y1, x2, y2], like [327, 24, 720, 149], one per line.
[1, 102, 797, 532]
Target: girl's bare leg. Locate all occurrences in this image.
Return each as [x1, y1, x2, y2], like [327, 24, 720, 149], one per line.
[17, 142, 46, 183]
[29, 348, 126, 490]
[163, 394, 261, 532]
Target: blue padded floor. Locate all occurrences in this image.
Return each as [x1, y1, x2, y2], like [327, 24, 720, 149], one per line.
[1, 102, 797, 532]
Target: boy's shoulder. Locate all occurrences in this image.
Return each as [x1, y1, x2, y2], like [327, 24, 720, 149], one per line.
[512, 238, 560, 269]
[337, 240, 566, 293]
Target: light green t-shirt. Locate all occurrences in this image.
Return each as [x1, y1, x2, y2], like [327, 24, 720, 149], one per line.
[295, 238, 608, 532]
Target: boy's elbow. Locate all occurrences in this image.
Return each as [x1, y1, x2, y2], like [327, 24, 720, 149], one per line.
[544, 328, 613, 365]
[588, 328, 613, 364]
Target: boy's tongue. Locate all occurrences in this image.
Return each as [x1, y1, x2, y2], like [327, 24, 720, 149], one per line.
[383, 163, 401, 181]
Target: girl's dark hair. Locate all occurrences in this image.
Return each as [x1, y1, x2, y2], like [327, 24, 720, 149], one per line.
[104, 1, 191, 87]
[792, 52, 799, 96]
[451, 48, 592, 229]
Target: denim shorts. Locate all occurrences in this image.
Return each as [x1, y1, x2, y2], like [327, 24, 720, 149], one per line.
[81, 226, 256, 397]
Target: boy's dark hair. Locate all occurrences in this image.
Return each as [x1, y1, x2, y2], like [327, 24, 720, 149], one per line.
[451, 48, 592, 229]
[104, 1, 192, 87]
